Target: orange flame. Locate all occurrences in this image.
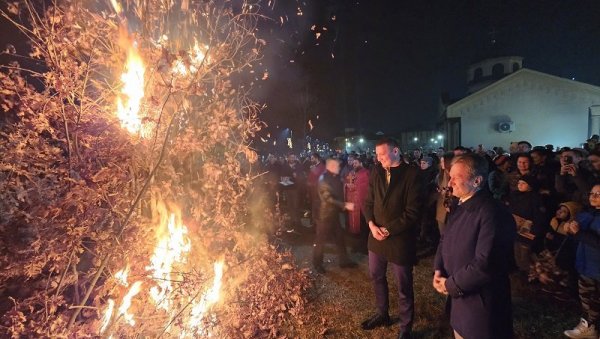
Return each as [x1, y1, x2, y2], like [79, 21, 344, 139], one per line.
[114, 265, 130, 286]
[109, 0, 122, 14]
[100, 203, 226, 335]
[186, 261, 225, 336]
[146, 213, 191, 311]
[118, 281, 143, 326]
[100, 299, 115, 333]
[116, 47, 146, 136]
[172, 39, 208, 76]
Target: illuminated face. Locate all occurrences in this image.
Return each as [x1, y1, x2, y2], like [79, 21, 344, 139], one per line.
[375, 144, 398, 168]
[448, 162, 481, 199]
[590, 185, 600, 208]
[420, 160, 430, 170]
[555, 205, 570, 221]
[326, 160, 341, 175]
[517, 180, 531, 192]
[352, 159, 362, 169]
[516, 157, 530, 173]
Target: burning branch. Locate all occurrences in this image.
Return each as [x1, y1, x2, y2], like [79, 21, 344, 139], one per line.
[0, 0, 310, 337]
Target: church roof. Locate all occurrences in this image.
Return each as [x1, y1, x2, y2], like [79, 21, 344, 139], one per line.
[449, 68, 600, 110]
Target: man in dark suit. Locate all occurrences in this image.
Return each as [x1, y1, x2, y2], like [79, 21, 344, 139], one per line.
[361, 138, 423, 339]
[433, 153, 516, 339]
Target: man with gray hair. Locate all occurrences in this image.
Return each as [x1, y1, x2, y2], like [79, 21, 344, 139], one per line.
[433, 153, 516, 339]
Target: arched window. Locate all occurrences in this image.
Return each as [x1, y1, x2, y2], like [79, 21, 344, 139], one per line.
[512, 62, 520, 72]
[474, 67, 483, 81]
[492, 63, 505, 78]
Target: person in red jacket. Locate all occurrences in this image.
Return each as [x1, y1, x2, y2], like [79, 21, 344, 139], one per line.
[345, 157, 370, 252]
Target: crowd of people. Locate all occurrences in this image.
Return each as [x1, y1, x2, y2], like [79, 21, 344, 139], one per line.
[259, 136, 600, 339]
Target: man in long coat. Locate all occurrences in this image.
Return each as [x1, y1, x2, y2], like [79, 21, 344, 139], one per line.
[433, 153, 516, 339]
[361, 138, 422, 339]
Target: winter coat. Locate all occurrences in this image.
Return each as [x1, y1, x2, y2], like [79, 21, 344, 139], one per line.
[363, 163, 422, 266]
[434, 190, 516, 339]
[508, 190, 548, 252]
[574, 209, 600, 279]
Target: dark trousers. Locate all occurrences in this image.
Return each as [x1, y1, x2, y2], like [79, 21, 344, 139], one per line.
[368, 251, 414, 332]
[312, 215, 350, 266]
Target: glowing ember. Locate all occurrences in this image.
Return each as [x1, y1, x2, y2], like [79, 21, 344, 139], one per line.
[118, 281, 143, 326]
[100, 299, 115, 333]
[172, 40, 207, 75]
[146, 213, 191, 311]
[116, 47, 146, 136]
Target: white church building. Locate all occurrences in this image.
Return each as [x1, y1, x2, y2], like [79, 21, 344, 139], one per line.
[445, 56, 600, 151]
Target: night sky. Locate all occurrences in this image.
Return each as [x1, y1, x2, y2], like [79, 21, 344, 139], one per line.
[255, 0, 600, 142]
[2, 0, 600, 143]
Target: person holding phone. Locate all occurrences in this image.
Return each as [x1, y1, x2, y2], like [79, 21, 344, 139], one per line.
[556, 148, 593, 206]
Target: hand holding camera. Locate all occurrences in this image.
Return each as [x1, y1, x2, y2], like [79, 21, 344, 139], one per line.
[561, 155, 577, 176]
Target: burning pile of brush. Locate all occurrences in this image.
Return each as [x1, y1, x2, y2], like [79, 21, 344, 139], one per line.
[0, 0, 309, 337]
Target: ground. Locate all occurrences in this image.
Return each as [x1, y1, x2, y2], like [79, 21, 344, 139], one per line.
[278, 226, 582, 339]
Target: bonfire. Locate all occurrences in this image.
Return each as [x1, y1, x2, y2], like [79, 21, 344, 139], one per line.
[0, 0, 310, 337]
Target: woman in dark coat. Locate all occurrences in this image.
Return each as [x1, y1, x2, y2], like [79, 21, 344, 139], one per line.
[433, 153, 516, 339]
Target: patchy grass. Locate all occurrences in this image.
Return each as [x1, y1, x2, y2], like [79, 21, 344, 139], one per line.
[279, 228, 580, 338]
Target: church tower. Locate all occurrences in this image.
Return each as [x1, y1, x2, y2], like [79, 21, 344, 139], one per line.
[466, 56, 524, 94]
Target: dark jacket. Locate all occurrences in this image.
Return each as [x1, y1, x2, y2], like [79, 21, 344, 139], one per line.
[318, 171, 345, 222]
[508, 190, 548, 252]
[488, 170, 509, 202]
[434, 190, 516, 339]
[555, 166, 594, 207]
[363, 163, 422, 265]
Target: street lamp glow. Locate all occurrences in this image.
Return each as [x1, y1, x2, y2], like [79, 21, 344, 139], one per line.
[430, 138, 434, 142]
[359, 138, 365, 143]
[437, 134, 443, 140]
[413, 137, 418, 142]
[346, 142, 352, 147]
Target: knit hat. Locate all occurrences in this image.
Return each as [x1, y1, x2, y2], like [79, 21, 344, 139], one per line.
[559, 201, 583, 221]
[518, 174, 539, 191]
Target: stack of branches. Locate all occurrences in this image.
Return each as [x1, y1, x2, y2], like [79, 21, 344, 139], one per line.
[0, 0, 309, 337]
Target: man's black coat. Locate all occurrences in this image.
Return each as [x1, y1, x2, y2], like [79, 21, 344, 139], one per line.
[363, 163, 423, 266]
